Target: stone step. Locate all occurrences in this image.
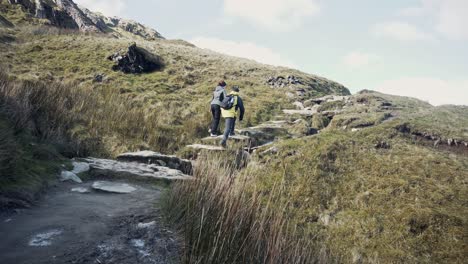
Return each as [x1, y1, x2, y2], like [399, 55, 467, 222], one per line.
[85, 158, 193, 183]
[282, 109, 317, 116]
[186, 144, 225, 151]
[201, 134, 251, 141]
[117, 151, 192, 175]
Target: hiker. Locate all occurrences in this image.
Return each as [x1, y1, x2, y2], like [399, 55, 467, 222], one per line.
[220, 86, 245, 148]
[209, 80, 228, 137]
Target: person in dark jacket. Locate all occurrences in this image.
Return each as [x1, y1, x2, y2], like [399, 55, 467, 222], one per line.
[209, 80, 228, 136]
[220, 86, 245, 148]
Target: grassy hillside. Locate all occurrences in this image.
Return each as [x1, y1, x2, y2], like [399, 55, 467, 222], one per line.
[166, 103, 468, 263]
[0, 20, 349, 155]
[1, 2, 467, 263]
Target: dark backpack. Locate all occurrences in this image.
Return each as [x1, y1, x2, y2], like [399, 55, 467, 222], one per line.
[221, 95, 235, 110]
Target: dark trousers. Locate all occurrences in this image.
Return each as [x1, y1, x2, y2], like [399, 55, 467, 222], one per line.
[231, 118, 236, 135]
[222, 117, 235, 145]
[210, 104, 221, 134]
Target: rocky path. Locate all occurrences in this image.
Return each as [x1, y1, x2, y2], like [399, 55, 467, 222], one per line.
[0, 156, 191, 264]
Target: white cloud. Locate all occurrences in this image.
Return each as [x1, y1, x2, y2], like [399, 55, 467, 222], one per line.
[372, 21, 434, 42]
[223, 0, 320, 31]
[342, 52, 378, 69]
[374, 77, 468, 106]
[435, 0, 468, 40]
[398, 0, 468, 40]
[74, 0, 125, 17]
[190, 37, 296, 68]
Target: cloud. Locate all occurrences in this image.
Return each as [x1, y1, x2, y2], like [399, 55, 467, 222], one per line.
[372, 21, 434, 42]
[74, 0, 125, 17]
[374, 77, 468, 106]
[223, 0, 320, 31]
[398, 0, 468, 40]
[435, 0, 468, 40]
[342, 52, 379, 69]
[190, 37, 296, 68]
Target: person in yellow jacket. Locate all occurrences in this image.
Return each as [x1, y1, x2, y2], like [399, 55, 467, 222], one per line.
[220, 86, 245, 148]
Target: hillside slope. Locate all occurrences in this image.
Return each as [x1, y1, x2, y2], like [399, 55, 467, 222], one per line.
[1, 1, 467, 263]
[0, 0, 349, 155]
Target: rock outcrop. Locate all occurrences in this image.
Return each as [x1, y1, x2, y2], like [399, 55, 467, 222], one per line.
[85, 157, 193, 182]
[108, 43, 164, 74]
[116, 151, 193, 175]
[92, 181, 137, 194]
[6, 0, 164, 39]
[0, 14, 14, 27]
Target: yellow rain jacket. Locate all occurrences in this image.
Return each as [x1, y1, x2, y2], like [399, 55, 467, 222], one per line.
[221, 91, 244, 119]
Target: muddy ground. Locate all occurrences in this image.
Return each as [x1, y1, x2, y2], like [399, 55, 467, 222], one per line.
[0, 181, 181, 264]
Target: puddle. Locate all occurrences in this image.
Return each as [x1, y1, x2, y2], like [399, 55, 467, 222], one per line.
[131, 239, 151, 257]
[29, 229, 63, 247]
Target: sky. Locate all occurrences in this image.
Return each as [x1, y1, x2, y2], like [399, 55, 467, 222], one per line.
[74, 0, 468, 106]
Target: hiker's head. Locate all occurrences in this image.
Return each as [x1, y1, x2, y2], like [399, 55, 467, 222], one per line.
[232, 86, 240, 92]
[218, 80, 227, 87]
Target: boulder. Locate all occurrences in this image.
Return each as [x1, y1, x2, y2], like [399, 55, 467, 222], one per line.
[85, 158, 193, 182]
[239, 123, 289, 146]
[292, 101, 304, 109]
[59, 171, 82, 183]
[108, 43, 164, 74]
[71, 161, 90, 174]
[92, 181, 136, 194]
[117, 151, 192, 174]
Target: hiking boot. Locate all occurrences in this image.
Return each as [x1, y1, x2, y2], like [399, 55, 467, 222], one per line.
[230, 132, 236, 136]
[210, 133, 218, 137]
[220, 141, 227, 148]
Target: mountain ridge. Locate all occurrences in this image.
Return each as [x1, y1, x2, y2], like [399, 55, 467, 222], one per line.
[5, 0, 165, 40]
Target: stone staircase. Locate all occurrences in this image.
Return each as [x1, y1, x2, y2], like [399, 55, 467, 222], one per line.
[64, 94, 350, 185]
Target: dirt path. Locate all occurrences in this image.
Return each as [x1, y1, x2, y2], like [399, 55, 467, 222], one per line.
[0, 181, 180, 264]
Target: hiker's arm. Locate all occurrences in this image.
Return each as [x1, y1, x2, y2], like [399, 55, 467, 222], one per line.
[238, 97, 245, 121]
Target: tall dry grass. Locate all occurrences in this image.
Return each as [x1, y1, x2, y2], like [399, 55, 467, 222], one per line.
[164, 152, 330, 264]
[0, 71, 207, 157]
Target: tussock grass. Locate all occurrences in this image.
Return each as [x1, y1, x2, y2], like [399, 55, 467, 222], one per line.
[0, 70, 211, 156]
[164, 152, 327, 264]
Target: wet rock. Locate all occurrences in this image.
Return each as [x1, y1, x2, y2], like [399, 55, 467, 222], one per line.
[28, 229, 63, 247]
[92, 181, 137, 194]
[71, 161, 90, 174]
[137, 221, 156, 229]
[71, 187, 90, 193]
[108, 43, 164, 74]
[117, 150, 192, 175]
[60, 171, 82, 183]
[85, 158, 193, 182]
